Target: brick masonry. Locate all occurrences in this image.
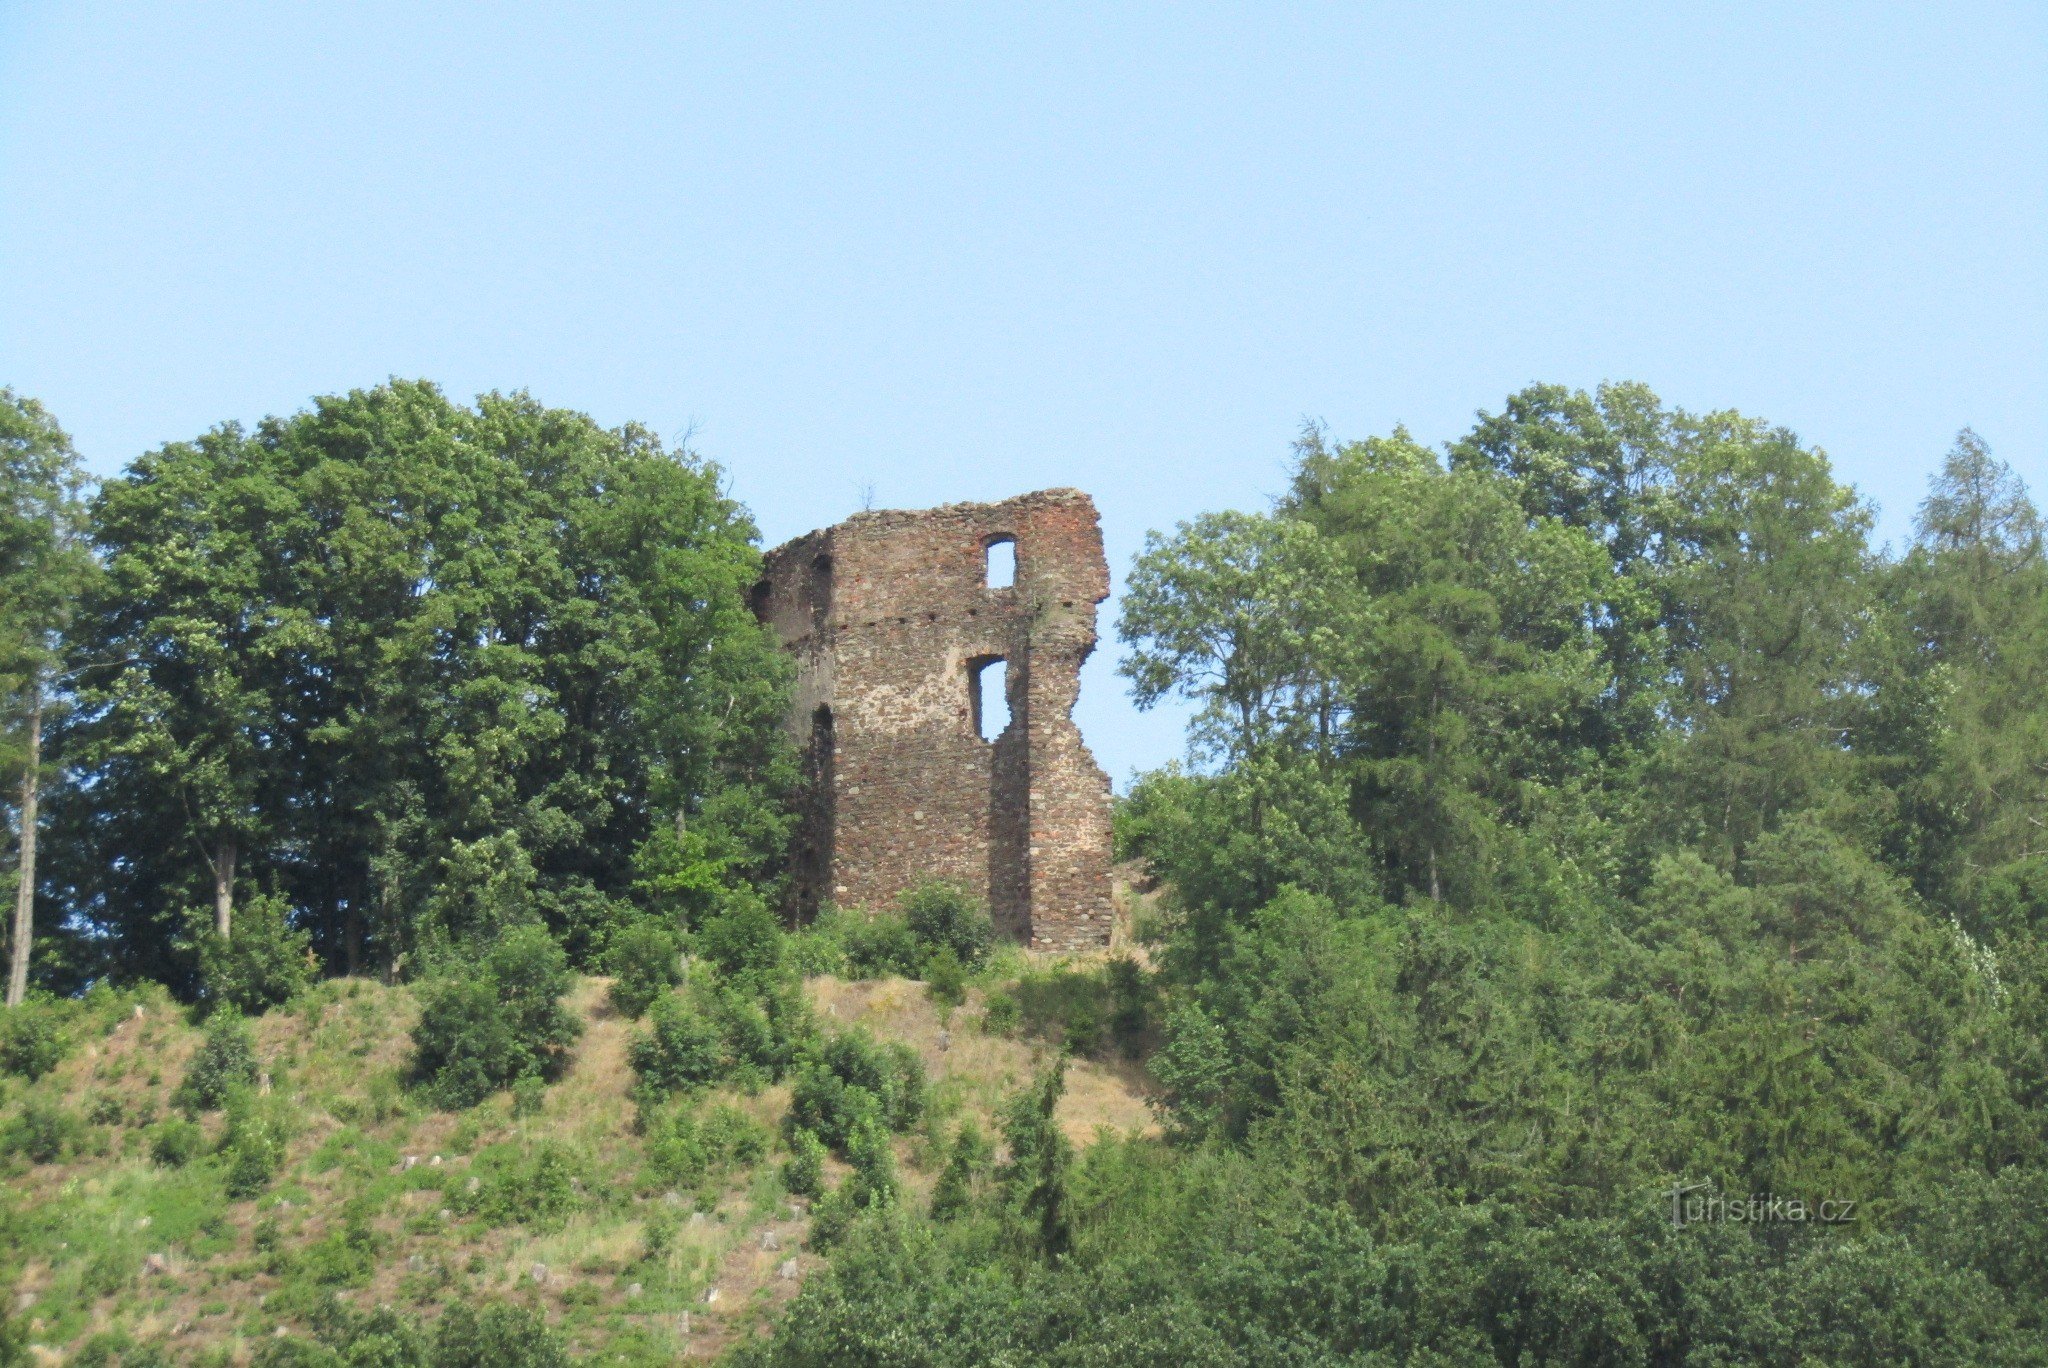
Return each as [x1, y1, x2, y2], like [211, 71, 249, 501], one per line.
[753, 489, 1114, 950]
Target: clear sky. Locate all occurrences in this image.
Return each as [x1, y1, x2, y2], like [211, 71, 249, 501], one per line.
[3, 3, 2042, 786]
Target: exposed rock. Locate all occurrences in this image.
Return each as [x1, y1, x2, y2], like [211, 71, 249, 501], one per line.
[778, 1258, 799, 1281]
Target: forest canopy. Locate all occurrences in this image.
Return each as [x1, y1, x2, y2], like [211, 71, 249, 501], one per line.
[2, 380, 796, 1002]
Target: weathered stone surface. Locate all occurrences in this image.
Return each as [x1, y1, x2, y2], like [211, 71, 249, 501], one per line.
[756, 489, 1113, 949]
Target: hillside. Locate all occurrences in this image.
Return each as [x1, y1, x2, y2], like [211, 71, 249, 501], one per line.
[1, 959, 1155, 1365]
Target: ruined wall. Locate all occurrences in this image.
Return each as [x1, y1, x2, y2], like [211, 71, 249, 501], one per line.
[753, 489, 1113, 950]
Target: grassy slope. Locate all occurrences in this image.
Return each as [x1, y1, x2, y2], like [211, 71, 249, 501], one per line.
[3, 966, 1154, 1365]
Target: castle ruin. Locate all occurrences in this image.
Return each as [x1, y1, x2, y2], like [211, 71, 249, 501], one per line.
[752, 488, 1114, 950]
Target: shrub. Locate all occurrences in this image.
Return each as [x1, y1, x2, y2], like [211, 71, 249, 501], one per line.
[782, 1127, 826, 1199]
[929, 1121, 992, 1221]
[460, 1141, 582, 1229]
[0, 1000, 67, 1080]
[2, 1098, 83, 1164]
[785, 1028, 926, 1151]
[606, 919, 682, 1018]
[841, 913, 921, 979]
[843, 1113, 898, 1209]
[925, 946, 967, 1008]
[784, 914, 849, 977]
[433, 1302, 569, 1368]
[1106, 956, 1151, 1056]
[979, 990, 1020, 1036]
[150, 1117, 206, 1168]
[410, 926, 581, 1108]
[510, 1075, 546, 1118]
[648, 1103, 769, 1189]
[695, 890, 784, 985]
[220, 1092, 293, 1197]
[197, 893, 313, 1015]
[630, 993, 725, 1098]
[901, 880, 994, 968]
[176, 1009, 258, 1112]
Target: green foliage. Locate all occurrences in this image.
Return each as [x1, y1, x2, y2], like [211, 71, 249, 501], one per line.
[509, 1075, 546, 1118]
[739, 396, 2048, 1365]
[148, 1118, 205, 1168]
[0, 1001, 67, 1079]
[1002, 1062, 1072, 1261]
[647, 1102, 769, 1190]
[249, 1299, 565, 1368]
[785, 1028, 926, 1152]
[458, 1141, 583, 1229]
[196, 893, 313, 1015]
[605, 918, 682, 1018]
[433, 1301, 570, 1368]
[694, 889, 785, 985]
[782, 1127, 826, 1200]
[923, 946, 967, 1008]
[175, 1008, 258, 1113]
[900, 880, 994, 969]
[409, 925, 581, 1108]
[843, 1112, 898, 1210]
[837, 911, 922, 979]
[929, 1121, 990, 1221]
[629, 993, 726, 1098]
[58, 380, 795, 994]
[219, 1090, 293, 1197]
[1, 1097, 84, 1164]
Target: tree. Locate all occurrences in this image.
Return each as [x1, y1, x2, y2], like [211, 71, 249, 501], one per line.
[58, 381, 796, 992]
[1875, 430, 2048, 935]
[0, 392, 90, 1006]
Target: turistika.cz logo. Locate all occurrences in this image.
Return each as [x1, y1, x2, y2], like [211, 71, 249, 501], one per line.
[1666, 1182, 1858, 1228]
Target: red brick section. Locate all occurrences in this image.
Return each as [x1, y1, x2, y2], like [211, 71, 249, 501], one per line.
[754, 489, 1114, 950]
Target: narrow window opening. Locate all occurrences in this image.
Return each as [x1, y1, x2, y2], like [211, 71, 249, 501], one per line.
[985, 537, 1016, 589]
[969, 657, 1010, 741]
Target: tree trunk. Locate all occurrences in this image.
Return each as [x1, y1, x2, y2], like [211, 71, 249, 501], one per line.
[213, 838, 237, 940]
[7, 687, 42, 1008]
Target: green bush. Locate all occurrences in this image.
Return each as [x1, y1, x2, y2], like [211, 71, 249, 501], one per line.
[648, 1102, 769, 1189]
[433, 1301, 569, 1368]
[197, 893, 313, 1015]
[0, 1000, 68, 1080]
[843, 1113, 898, 1209]
[785, 1027, 926, 1151]
[979, 990, 1020, 1035]
[605, 919, 682, 1018]
[410, 925, 582, 1108]
[929, 1121, 991, 1220]
[510, 1075, 546, 1118]
[2, 1098, 84, 1164]
[782, 1127, 826, 1199]
[695, 890, 785, 985]
[175, 1009, 258, 1113]
[149, 1117, 206, 1168]
[924, 946, 968, 1007]
[901, 880, 994, 968]
[841, 912, 921, 979]
[220, 1091, 293, 1197]
[459, 1141, 582, 1229]
[629, 993, 726, 1098]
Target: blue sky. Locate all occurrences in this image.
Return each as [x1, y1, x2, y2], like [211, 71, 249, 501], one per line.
[2, 2, 2042, 785]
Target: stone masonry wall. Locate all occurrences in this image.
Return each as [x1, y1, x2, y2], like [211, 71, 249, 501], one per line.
[753, 489, 1113, 950]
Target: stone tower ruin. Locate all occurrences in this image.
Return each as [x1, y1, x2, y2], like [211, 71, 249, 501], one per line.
[752, 489, 1114, 950]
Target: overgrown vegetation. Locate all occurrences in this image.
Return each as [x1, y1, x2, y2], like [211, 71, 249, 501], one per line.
[7, 379, 2048, 1362]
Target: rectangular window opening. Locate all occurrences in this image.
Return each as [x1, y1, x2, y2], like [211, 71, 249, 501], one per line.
[971, 657, 1011, 740]
[985, 538, 1016, 589]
